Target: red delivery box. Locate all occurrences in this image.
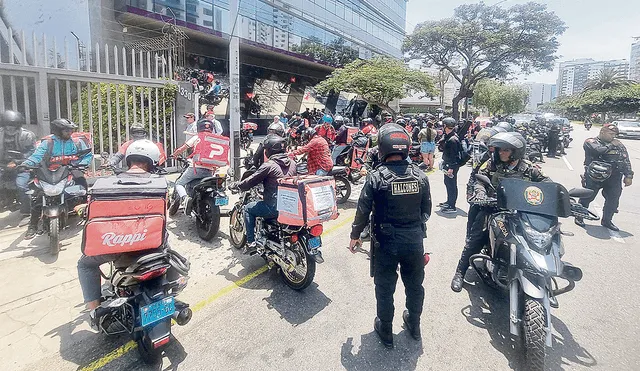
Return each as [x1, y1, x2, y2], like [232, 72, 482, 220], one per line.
[276, 175, 339, 226]
[82, 176, 168, 256]
[346, 126, 359, 144]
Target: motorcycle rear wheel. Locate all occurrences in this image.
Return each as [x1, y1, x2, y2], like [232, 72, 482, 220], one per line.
[49, 218, 60, 255]
[137, 331, 163, 365]
[229, 206, 247, 249]
[522, 297, 546, 371]
[334, 176, 351, 204]
[279, 241, 316, 291]
[196, 198, 220, 241]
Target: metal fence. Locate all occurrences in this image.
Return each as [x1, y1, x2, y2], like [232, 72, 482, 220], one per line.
[0, 28, 179, 168]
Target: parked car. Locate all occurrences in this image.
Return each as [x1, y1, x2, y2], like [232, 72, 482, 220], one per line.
[612, 120, 640, 139]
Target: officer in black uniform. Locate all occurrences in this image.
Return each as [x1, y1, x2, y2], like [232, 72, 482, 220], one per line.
[451, 132, 548, 292]
[349, 123, 432, 348]
[438, 117, 462, 213]
[575, 123, 633, 231]
[546, 118, 561, 158]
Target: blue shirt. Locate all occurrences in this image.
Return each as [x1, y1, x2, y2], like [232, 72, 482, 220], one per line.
[25, 134, 93, 168]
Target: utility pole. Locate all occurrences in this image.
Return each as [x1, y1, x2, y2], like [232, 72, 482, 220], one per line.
[229, 0, 241, 180]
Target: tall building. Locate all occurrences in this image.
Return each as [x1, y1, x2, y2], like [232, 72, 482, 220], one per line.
[557, 58, 629, 96]
[630, 40, 640, 82]
[524, 83, 556, 112]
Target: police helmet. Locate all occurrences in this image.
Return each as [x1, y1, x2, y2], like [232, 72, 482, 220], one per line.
[495, 122, 513, 132]
[442, 117, 457, 129]
[377, 123, 410, 161]
[129, 122, 148, 140]
[490, 132, 526, 162]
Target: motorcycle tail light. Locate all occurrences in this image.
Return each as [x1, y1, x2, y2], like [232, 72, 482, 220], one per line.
[290, 234, 299, 243]
[153, 335, 171, 349]
[309, 225, 323, 237]
[133, 266, 168, 282]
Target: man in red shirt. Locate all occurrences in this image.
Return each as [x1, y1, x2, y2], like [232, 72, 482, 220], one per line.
[289, 127, 333, 175]
[316, 114, 336, 144]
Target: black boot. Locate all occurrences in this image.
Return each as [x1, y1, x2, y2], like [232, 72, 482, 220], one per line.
[574, 216, 585, 228]
[402, 310, 421, 340]
[601, 219, 619, 232]
[451, 271, 464, 292]
[24, 224, 37, 239]
[374, 317, 393, 349]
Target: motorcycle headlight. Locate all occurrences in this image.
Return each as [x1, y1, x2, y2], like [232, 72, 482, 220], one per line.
[522, 224, 555, 252]
[41, 179, 67, 196]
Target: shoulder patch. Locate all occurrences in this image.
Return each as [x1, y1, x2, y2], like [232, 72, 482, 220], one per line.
[391, 180, 420, 195]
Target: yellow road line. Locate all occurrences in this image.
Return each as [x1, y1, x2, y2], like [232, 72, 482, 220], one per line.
[79, 210, 356, 371]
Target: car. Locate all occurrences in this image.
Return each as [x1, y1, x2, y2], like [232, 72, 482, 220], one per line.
[612, 120, 640, 138]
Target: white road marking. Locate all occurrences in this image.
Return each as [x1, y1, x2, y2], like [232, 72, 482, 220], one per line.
[593, 204, 625, 243]
[562, 155, 574, 171]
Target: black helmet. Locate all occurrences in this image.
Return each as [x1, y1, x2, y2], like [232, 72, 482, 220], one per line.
[263, 134, 286, 158]
[129, 122, 148, 140]
[442, 117, 457, 128]
[395, 118, 407, 126]
[197, 119, 214, 133]
[489, 132, 526, 162]
[51, 118, 77, 136]
[377, 123, 410, 161]
[267, 122, 285, 137]
[303, 127, 317, 141]
[0, 110, 25, 127]
[587, 161, 613, 182]
[495, 122, 513, 132]
[475, 127, 500, 145]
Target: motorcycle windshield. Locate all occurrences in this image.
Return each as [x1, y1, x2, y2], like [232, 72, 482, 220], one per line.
[519, 212, 556, 232]
[496, 178, 571, 217]
[36, 166, 69, 185]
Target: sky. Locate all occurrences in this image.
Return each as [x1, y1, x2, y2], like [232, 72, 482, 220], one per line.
[405, 0, 640, 84]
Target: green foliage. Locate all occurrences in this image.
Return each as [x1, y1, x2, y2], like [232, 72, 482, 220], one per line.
[290, 37, 359, 67]
[71, 82, 177, 153]
[542, 84, 640, 117]
[403, 2, 566, 119]
[583, 67, 631, 92]
[474, 80, 529, 115]
[315, 57, 435, 114]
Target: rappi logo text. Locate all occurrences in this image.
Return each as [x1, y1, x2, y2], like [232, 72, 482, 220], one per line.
[101, 230, 148, 247]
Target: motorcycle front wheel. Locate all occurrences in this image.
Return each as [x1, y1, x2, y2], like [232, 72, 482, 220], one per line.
[229, 206, 247, 248]
[279, 241, 316, 291]
[196, 198, 220, 241]
[522, 297, 546, 371]
[49, 218, 60, 255]
[334, 176, 351, 204]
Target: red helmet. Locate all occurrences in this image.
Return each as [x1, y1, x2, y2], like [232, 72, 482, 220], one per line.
[206, 73, 214, 83]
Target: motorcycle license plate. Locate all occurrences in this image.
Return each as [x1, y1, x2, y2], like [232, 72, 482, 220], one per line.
[308, 236, 322, 249]
[140, 297, 175, 327]
[215, 196, 229, 206]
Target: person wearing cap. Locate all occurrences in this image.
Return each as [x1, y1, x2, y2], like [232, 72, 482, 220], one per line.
[183, 113, 197, 141]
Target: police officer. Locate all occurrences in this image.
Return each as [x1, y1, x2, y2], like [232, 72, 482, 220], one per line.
[546, 118, 561, 158]
[451, 132, 548, 292]
[0, 110, 36, 214]
[575, 123, 633, 231]
[438, 117, 462, 213]
[348, 124, 432, 348]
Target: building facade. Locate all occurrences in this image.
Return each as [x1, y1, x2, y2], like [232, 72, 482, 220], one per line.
[629, 40, 640, 82]
[524, 82, 556, 112]
[557, 58, 629, 96]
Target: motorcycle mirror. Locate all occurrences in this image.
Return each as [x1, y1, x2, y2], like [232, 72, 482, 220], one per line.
[77, 148, 92, 157]
[227, 168, 235, 177]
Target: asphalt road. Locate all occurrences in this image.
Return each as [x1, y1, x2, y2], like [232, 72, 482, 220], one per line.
[11, 125, 640, 371]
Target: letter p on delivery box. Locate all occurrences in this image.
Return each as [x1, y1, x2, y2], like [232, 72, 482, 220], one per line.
[276, 175, 339, 226]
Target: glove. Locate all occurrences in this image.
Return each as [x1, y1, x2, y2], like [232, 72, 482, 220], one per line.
[228, 181, 240, 190]
[624, 176, 632, 187]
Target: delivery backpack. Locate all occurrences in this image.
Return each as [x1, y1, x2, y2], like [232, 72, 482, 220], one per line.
[190, 132, 230, 169]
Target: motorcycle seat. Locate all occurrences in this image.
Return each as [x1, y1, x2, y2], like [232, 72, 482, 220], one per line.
[329, 166, 347, 176]
[113, 251, 167, 270]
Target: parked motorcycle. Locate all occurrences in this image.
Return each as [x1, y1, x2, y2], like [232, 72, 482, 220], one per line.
[168, 158, 228, 241]
[469, 175, 598, 371]
[526, 137, 545, 163]
[561, 126, 573, 150]
[199, 87, 229, 106]
[241, 121, 258, 151]
[228, 169, 325, 290]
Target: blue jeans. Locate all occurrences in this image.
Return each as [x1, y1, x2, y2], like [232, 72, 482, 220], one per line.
[175, 166, 212, 198]
[316, 169, 328, 176]
[15, 171, 30, 214]
[77, 253, 120, 303]
[244, 201, 278, 243]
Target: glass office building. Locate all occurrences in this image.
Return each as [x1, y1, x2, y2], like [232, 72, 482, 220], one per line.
[126, 0, 406, 66]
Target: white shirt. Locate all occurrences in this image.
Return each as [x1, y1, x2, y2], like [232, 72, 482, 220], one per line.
[185, 122, 197, 141]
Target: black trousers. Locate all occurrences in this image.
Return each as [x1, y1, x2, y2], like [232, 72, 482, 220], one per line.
[547, 135, 559, 156]
[444, 166, 459, 208]
[580, 172, 623, 222]
[456, 207, 490, 274]
[374, 245, 425, 324]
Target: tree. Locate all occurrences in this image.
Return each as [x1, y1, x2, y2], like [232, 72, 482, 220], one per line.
[583, 67, 631, 92]
[474, 80, 528, 115]
[541, 84, 640, 120]
[314, 57, 435, 114]
[404, 2, 566, 120]
[290, 37, 359, 68]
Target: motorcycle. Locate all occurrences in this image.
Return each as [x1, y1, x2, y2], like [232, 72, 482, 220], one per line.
[561, 127, 572, 150]
[241, 121, 258, 151]
[526, 137, 545, 163]
[168, 158, 228, 241]
[25, 152, 90, 254]
[469, 175, 599, 371]
[228, 169, 324, 290]
[295, 159, 352, 205]
[584, 122, 592, 131]
[199, 87, 230, 106]
[0, 150, 25, 210]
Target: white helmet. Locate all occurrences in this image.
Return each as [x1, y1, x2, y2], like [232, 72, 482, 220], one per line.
[125, 139, 160, 170]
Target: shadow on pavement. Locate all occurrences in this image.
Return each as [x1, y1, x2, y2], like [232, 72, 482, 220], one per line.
[434, 207, 468, 219]
[340, 330, 423, 371]
[338, 199, 358, 210]
[262, 281, 332, 326]
[461, 271, 597, 370]
[166, 214, 227, 249]
[584, 224, 634, 240]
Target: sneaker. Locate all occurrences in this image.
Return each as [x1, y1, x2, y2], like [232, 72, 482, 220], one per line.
[89, 309, 100, 332]
[437, 202, 448, 208]
[243, 241, 259, 255]
[24, 225, 37, 239]
[441, 206, 457, 214]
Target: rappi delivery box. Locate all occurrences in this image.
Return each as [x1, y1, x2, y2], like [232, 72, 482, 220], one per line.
[82, 176, 168, 256]
[276, 175, 339, 227]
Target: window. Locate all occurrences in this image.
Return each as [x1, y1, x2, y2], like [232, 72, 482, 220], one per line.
[203, 7, 213, 16]
[186, 15, 197, 24]
[344, 6, 352, 23]
[186, 4, 197, 13]
[203, 20, 213, 28]
[335, 1, 344, 18]
[326, 0, 336, 14]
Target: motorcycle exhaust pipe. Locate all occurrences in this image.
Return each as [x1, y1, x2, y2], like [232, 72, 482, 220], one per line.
[173, 307, 193, 326]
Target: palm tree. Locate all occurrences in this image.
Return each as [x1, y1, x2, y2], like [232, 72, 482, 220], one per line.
[583, 67, 631, 92]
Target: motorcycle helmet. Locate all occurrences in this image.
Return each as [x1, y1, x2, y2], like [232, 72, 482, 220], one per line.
[417, 113, 425, 120]
[206, 73, 214, 83]
[361, 118, 373, 126]
[489, 132, 526, 162]
[0, 110, 26, 127]
[377, 123, 410, 161]
[334, 115, 345, 128]
[395, 118, 407, 126]
[475, 127, 500, 145]
[263, 134, 286, 158]
[267, 122, 285, 137]
[129, 122, 148, 140]
[322, 114, 333, 124]
[197, 119, 214, 133]
[303, 127, 317, 141]
[51, 118, 77, 137]
[495, 122, 513, 132]
[125, 139, 160, 170]
[442, 117, 457, 129]
[587, 161, 613, 182]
